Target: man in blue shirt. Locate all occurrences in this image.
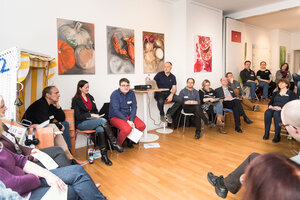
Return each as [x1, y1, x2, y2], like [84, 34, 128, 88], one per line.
[154, 62, 183, 123]
[109, 78, 145, 148]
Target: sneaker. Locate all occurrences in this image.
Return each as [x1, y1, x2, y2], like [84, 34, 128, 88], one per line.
[207, 172, 228, 199]
[253, 104, 260, 112]
[166, 114, 173, 124]
[160, 115, 166, 123]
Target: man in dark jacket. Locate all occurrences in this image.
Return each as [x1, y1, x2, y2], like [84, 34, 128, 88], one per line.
[22, 86, 71, 149]
[215, 78, 253, 133]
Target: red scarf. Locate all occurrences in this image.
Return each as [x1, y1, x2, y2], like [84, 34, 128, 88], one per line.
[81, 95, 92, 111]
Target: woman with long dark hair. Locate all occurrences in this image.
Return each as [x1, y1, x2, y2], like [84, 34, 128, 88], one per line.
[72, 80, 124, 166]
[275, 63, 295, 91]
[243, 153, 300, 200]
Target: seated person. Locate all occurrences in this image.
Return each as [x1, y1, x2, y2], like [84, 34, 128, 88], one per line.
[263, 78, 296, 143]
[240, 60, 269, 101]
[154, 61, 183, 123]
[22, 86, 71, 149]
[109, 78, 145, 148]
[215, 78, 253, 133]
[72, 80, 124, 166]
[226, 72, 260, 112]
[292, 69, 300, 98]
[256, 61, 276, 98]
[0, 95, 80, 166]
[243, 153, 300, 200]
[275, 62, 295, 91]
[207, 99, 300, 199]
[0, 122, 107, 200]
[179, 78, 213, 139]
[199, 79, 226, 134]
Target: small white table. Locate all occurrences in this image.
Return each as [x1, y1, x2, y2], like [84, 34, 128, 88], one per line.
[134, 88, 169, 142]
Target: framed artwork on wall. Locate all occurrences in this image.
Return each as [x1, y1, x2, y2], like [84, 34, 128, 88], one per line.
[194, 35, 212, 72]
[231, 31, 241, 43]
[107, 26, 135, 74]
[143, 31, 164, 73]
[57, 18, 95, 75]
[280, 46, 287, 66]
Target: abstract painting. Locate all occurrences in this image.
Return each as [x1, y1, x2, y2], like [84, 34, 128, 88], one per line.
[57, 18, 95, 75]
[252, 44, 271, 71]
[107, 26, 134, 74]
[280, 46, 286, 67]
[143, 31, 164, 73]
[194, 35, 212, 72]
[231, 31, 241, 43]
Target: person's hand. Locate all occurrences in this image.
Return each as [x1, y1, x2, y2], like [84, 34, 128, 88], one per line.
[269, 105, 273, 109]
[166, 94, 173, 102]
[274, 106, 281, 111]
[127, 121, 135, 128]
[59, 123, 65, 132]
[44, 173, 66, 192]
[268, 80, 271, 83]
[255, 80, 259, 86]
[91, 114, 100, 118]
[225, 96, 232, 100]
[52, 102, 61, 109]
[209, 98, 215, 102]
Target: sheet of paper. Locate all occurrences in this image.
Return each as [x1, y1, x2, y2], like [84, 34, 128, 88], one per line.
[144, 143, 160, 149]
[36, 120, 50, 128]
[127, 128, 143, 143]
[32, 151, 58, 170]
[41, 185, 68, 200]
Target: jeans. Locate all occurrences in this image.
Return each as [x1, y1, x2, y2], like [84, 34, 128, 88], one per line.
[61, 121, 72, 149]
[213, 102, 223, 116]
[77, 118, 107, 133]
[243, 81, 268, 99]
[293, 73, 300, 98]
[243, 82, 256, 99]
[30, 165, 107, 200]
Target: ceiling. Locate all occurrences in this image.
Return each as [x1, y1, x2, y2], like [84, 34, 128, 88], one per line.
[191, 0, 289, 15]
[239, 6, 300, 32]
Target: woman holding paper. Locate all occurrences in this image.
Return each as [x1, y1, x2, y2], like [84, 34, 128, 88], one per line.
[0, 119, 107, 200]
[72, 80, 124, 166]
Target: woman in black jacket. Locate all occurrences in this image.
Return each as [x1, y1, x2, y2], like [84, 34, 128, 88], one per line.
[263, 78, 297, 143]
[72, 80, 124, 166]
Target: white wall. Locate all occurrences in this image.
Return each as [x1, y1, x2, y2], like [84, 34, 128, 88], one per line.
[0, 0, 224, 137]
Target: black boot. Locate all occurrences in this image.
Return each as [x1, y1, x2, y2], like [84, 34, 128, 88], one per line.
[195, 130, 201, 139]
[263, 131, 269, 140]
[98, 132, 112, 166]
[102, 122, 124, 153]
[272, 133, 281, 143]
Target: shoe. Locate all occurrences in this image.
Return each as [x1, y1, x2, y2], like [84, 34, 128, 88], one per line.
[235, 127, 243, 133]
[218, 126, 227, 134]
[127, 139, 134, 148]
[207, 121, 215, 128]
[71, 158, 88, 165]
[244, 116, 253, 124]
[102, 122, 125, 153]
[253, 104, 260, 112]
[263, 131, 269, 140]
[216, 115, 225, 126]
[207, 172, 228, 199]
[194, 130, 201, 139]
[166, 114, 173, 124]
[160, 115, 166, 123]
[272, 135, 281, 143]
[101, 154, 112, 166]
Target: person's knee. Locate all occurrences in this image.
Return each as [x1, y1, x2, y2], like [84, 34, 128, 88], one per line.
[137, 122, 146, 131]
[121, 126, 132, 135]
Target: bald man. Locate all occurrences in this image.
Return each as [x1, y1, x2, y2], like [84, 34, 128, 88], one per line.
[206, 99, 300, 199]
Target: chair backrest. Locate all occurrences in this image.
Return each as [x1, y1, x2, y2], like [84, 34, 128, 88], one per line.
[63, 109, 76, 155]
[181, 109, 194, 116]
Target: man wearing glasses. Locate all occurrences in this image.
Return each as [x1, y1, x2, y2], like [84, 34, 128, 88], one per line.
[154, 62, 183, 123]
[206, 99, 300, 199]
[109, 78, 145, 148]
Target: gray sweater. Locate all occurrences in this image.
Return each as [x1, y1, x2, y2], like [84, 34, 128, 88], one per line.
[179, 88, 201, 104]
[228, 80, 245, 96]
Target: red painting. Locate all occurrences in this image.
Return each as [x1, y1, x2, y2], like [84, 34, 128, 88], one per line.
[194, 35, 212, 72]
[231, 31, 241, 43]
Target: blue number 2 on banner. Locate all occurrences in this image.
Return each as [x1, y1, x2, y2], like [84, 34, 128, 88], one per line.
[0, 58, 10, 74]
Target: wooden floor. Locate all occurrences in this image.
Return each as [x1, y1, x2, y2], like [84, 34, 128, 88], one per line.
[76, 102, 300, 200]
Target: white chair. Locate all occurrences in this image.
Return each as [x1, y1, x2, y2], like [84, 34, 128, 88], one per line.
[156, 101, 174, 134]
[177, 109, 206, 134]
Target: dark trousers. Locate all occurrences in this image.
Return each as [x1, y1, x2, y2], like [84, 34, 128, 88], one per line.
[264, 109, 282, 135]
[154, 92, 183, 116]
[224, 152, 260, 194]
[38, 146, 71, 167]
[223, 99, 245, 128]
[183, 104, 209, 131]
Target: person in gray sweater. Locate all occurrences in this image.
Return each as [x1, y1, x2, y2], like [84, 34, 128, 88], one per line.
[179, 78, 213, 139]
[226, 72, 260, 112]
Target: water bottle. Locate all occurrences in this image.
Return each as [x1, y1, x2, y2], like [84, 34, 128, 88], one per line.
[88, 148, 94, 164]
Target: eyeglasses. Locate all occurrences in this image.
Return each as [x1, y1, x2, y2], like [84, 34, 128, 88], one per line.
[120, 85, 130, 87]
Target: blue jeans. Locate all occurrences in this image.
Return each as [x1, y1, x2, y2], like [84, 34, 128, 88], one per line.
[293, 73, 300, 98]
[243, 81, 269, 98]
[213, 101, 223, 115]
[77, 118, 107, 133]
[61, 121, 72, 149]
[30, 165, 106, 200]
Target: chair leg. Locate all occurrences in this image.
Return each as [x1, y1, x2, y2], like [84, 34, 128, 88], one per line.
[177, 114, 182, 130]
[86, 134, 89, 160]
[183, 115, 187, 133]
